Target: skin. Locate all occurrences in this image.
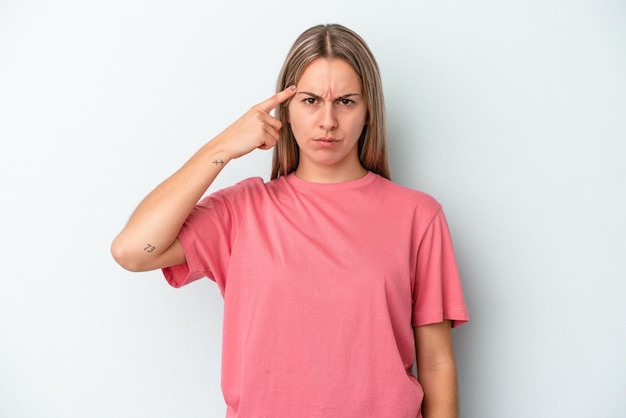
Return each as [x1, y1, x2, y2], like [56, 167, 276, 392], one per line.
[288, 58, 368, 183]
[111, 59, 459, 417]
[110, 85, 297, 272]
[415, 320, 459, 418]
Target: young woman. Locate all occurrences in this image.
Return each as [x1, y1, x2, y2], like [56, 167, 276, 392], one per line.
[112, 24, 468, 418]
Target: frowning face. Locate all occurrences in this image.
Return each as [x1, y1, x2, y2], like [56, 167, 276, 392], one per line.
[288, 58, 368, 181]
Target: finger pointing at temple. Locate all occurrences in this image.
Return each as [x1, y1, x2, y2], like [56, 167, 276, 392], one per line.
[258, 85, 297, 114]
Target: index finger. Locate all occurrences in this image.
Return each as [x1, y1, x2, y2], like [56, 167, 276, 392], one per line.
[258, 85, 297, 113]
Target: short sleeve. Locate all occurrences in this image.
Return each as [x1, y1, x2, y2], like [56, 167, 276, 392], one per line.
[412, 209, 469, 328]
[162, 187, 240, 294]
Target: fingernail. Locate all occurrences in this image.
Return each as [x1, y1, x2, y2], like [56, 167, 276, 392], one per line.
[289, 85, 296, 91]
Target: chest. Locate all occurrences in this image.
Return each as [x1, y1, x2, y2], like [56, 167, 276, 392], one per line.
[226, 194, 417, 314]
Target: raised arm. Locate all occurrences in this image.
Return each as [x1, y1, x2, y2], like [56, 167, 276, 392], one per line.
[111, 86, 297, 272]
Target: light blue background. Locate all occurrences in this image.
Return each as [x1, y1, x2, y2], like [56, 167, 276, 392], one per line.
[1, 1, 625, 417]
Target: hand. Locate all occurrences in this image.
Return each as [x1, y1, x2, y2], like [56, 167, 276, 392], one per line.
[214, 85, 297, 160]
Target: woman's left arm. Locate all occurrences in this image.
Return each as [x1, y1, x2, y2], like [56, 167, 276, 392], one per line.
[414, 320, 458, 418]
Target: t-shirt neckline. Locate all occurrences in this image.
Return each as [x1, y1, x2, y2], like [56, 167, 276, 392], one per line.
[284, 171, 377, 192]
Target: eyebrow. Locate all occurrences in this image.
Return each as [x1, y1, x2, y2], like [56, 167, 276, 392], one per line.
[297, 92, 362, 100]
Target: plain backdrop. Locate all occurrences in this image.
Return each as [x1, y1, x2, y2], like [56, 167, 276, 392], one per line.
[1, 1, 625, 417]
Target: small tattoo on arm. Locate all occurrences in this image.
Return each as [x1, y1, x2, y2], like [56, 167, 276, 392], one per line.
[212, 159, 224, 166]
[144, 244, 156, 253]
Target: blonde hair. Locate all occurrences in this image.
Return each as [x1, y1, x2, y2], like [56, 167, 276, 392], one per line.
[271, 24, 390, 180]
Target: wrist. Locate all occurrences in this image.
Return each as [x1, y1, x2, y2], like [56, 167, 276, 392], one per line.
[197, 135, 236, 166]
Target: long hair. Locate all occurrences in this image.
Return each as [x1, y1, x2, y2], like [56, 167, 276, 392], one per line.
[271, 24, 390, 180]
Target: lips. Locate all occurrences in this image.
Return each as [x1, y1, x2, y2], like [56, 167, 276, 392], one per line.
[313, 138, 340, 143]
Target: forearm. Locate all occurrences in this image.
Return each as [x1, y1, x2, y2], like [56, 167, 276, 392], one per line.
[111, 86, 297, 272]
[414, 321, 459, 418]
[419, 363, 458, 418]
[111, 138, 232, 271]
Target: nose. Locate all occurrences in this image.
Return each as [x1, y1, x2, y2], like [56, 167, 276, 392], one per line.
[319, 102, 338, 131]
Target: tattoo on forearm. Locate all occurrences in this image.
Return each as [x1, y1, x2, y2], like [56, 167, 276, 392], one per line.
[144, 244, 156, 253]
[212, 159, 224, 166]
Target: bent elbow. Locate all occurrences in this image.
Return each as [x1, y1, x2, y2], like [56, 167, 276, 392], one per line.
[110, 237, 144, 272]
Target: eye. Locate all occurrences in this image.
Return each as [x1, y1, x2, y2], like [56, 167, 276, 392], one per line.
[338, 98, 354, 106]
[304, 97, 318, 105]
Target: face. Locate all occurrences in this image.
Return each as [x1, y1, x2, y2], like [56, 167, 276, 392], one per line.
[288, 58, 368, 180]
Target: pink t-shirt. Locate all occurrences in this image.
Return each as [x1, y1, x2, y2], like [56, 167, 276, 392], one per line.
[163, 172, 468, 418]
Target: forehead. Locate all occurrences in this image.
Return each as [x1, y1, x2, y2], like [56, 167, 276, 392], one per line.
[297, 58, 362, 92]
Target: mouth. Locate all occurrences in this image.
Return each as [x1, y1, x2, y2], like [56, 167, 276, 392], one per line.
[313, 137, 340, 144]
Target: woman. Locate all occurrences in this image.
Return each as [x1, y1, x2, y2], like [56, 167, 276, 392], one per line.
[112, 24, 468, 418]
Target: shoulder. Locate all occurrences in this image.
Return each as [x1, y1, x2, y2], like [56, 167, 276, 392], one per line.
[210, 176, 267, 197]
[371, 174, 442, 214]
[195, 177, 269, 211]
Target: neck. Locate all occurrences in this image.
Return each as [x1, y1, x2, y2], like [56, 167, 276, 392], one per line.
[294, 163, 368, 184]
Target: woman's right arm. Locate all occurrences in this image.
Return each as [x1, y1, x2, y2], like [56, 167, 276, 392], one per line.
[111, 86, 297, 272]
